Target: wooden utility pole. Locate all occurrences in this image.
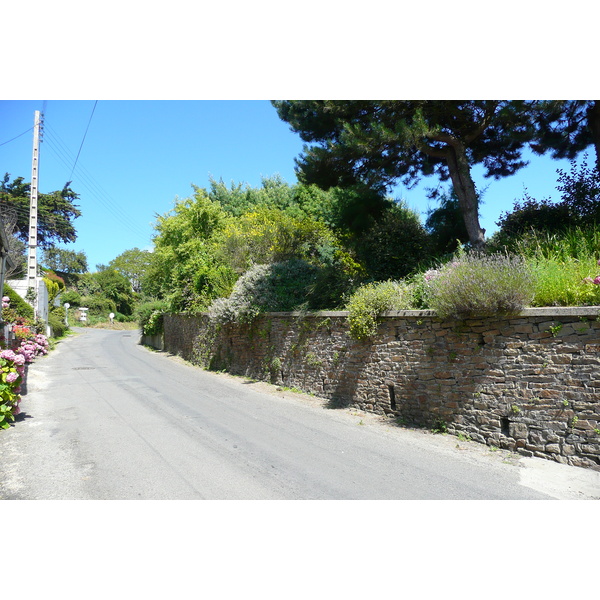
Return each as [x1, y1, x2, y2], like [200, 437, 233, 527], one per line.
[27, 110, 42, 316]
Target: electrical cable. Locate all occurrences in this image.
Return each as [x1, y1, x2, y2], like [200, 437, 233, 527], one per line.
[41, 126, 150, 243]
[69, 100, 97, 181]
[0, 126, 34, 147]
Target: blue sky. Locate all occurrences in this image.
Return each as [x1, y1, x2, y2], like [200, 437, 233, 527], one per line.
[1, 99, 592, 271]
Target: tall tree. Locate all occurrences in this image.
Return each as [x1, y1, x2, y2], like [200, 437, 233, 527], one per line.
[109, 247, 152, 293]
[0, 174, 82, 247]
[41, 247, 88, 273]
[273, 101, 540, 248]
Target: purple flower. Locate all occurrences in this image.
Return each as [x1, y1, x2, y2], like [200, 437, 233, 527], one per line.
[6, 371, 19, 383]
[594, 276, 600, 285]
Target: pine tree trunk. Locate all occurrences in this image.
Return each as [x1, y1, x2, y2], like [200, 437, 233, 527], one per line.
[445, 143, 486, 249]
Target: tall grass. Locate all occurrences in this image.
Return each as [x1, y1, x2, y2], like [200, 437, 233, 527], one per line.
[514, 226, 600, 307]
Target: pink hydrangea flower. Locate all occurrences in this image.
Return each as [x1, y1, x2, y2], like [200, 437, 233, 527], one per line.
[0, 349, 17, 361]
[6, 371, 19, 383]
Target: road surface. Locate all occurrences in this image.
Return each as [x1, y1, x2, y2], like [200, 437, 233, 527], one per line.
[1, 327, 599, 500]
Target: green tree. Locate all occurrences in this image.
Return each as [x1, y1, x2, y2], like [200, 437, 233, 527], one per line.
[492, 156, 600, 250]
[144, 186, 237, 312]
[208, 174, 297, 217]
[91, 268, 135, 315]
[425, 190, 470, 256]
[109, 247, 152, 293]
[0, 174, 82, 247]
[41, 247, 88, 273]
[273, 100, 542, 248]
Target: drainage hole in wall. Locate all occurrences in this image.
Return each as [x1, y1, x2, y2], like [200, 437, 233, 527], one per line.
[388, 385, 397, 410]
[500, 416, 510, 436]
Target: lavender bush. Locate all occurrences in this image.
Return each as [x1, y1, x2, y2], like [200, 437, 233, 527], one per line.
[424, 252, 535, 319]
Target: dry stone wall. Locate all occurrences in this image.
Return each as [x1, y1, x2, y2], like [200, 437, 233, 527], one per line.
[159, 308, 600, 471]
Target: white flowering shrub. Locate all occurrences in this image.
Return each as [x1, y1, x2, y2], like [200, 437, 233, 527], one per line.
[208, 260, 318, 324]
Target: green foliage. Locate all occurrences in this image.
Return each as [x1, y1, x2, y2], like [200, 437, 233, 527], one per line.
[91, 268, 136, 315]
[144, 187, 236, 312]
[1, 174, 82, 247]
[424, 252, 534, 319]
[346, 280, 414, 340]
[79, 294, 116, 316]
[425, 189, 470, 255]
[216, 205, 335, 271]
[136, 300, 169, 336]
[354, 202, 432, 280]
[493, 157, 600, 249]
[208, 260, 319, 324]
[208, 174, 297, 217]
[432, 419, 448, 434]
[497, 226, 600, 307]
[273, 100, 542, 247]
[47, 308, 67, 338]
[41, 248, 88, 273]
[2, 283, 34, 322]
[528, 255, 600, 307]
[59, 289, 82, 307]
[109, 247, 153, 293]
[42, 270, 66, 306]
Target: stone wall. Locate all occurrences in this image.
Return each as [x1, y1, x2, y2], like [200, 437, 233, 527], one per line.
[160, 308, 600, 471]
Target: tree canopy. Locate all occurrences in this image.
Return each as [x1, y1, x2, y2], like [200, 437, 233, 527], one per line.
[109, 247, 153, 293]
[0, 173, 82, 248]
[41, 247, 88, 274]
[531, 100, 600, 169]
[272, 101, 556, 248]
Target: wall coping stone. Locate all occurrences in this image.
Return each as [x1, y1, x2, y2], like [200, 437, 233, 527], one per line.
[262, 306, 600, 319]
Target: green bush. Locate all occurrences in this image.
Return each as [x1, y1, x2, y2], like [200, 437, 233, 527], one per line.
[48, 309, 67, 338]
[79, 295, 117, 318]
[494, 226, 600, 307]
[354, 203, 433, 281]
[424, 252, 534, 319]
[136, 300, 169, 336]
[59, 289, 82, 307]
[3, 283, 34, 322]
[346, 280, 414, 340]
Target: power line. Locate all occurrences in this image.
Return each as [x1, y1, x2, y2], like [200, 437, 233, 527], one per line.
[41, 125, 151, 243]
[69, 100, 97, 181]
[0, 126, 34, 147]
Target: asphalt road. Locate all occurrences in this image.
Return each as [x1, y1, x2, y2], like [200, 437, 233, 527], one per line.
[1, 327, 599, 500]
